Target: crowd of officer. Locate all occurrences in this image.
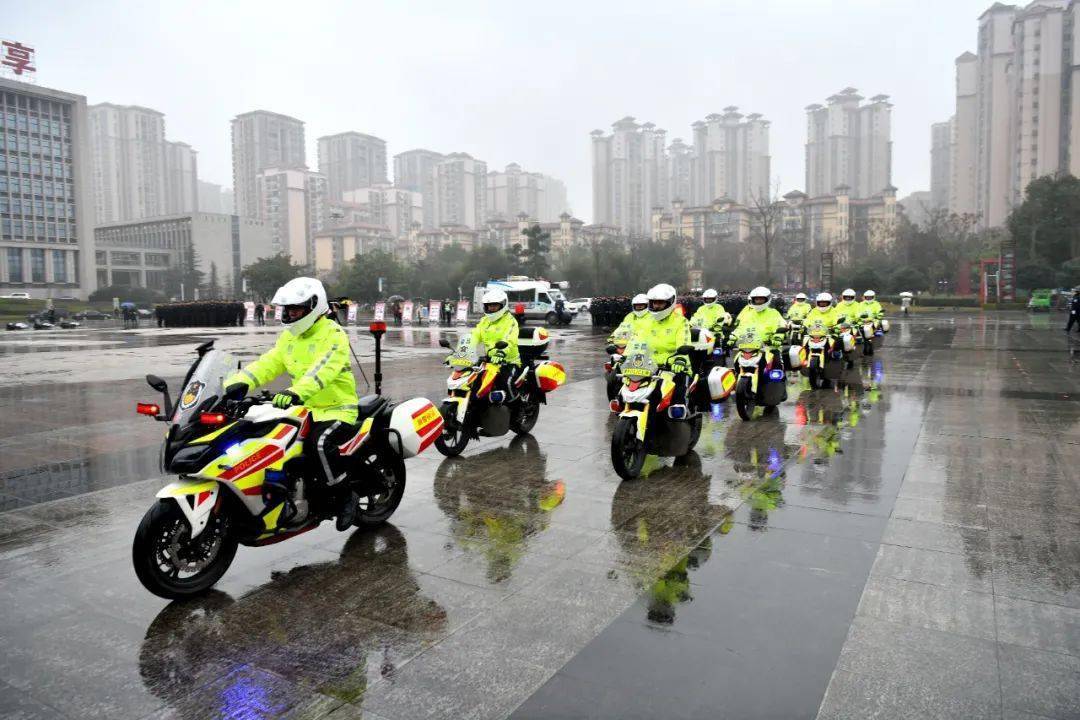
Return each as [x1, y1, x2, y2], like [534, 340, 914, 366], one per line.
[154, 301, 247, 328]
[591, 291, 784, 327]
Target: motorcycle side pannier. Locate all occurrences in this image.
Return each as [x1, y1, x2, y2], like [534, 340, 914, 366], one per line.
[389, 398, 444, 457]
[787, 345, 807, 370]
[841, 333, 855, 353]
[536, 360, 566, 392]
[707, 366, 736, 400]
[881, 319, 890, 333]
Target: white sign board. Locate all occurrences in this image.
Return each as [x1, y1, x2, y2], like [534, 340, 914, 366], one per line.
[402, 300, 414, 325]
[456, 300, 470, 325]
[274, 304, 283, 321]
[346, 303, 358, 324]
[428, 299, 441, 325]
[244, 301, 255, 322]
[373, 301, 386, 322]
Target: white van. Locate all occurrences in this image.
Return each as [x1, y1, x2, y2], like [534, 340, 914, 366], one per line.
[473, 277, 577, 323]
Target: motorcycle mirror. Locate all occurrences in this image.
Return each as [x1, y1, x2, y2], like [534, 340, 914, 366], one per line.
[146, 374, 168, 392]
[439, 338, 452, 348]
[605, 344, 618, 355]
[495, 340, 508, 349]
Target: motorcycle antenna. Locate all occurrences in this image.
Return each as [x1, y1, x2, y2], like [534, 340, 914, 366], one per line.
[345, 334, 371, 390]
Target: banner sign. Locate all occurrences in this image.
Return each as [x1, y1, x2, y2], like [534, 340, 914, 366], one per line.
[999, 239, 1016, 302]
[244, 301, 255, 322]
[402, 300, 414, 325]
[346, 303, 358, 324]
[373, 301, 386, 322]
[428, 299, 441, 325]
[274, 304, 283, 321]
[456, 300, 470, 324]
[820, 252, 834, 293]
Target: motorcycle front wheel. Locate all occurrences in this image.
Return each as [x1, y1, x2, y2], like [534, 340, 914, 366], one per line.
[611, 416, 647, 480]
[435, 423, 470, 457]
[735, 377, 755, 421]
[808, 359, 824, 390]
[132, 499, 237, 600]
[509, 398, 540, 435]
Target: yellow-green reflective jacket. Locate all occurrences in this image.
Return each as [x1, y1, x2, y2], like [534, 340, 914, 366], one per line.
[609, 311, 652, 344]
[632, 311, 692, 366]
[786, 301, 811, 322]
[469, 311, 521, 365]
[690, 302, 732, 330]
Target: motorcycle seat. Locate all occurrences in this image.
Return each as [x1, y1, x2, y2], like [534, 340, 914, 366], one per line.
[356, 394, 388, 419]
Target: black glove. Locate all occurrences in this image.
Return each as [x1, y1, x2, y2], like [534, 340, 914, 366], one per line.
[224, 383, 248, 401]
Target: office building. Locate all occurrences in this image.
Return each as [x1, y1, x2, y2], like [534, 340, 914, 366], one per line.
[163, 140, 198, 214]
[94, 212, 273, 296]
[317, 132, 388, 201]
[342, 185, 422, 239]
[231, 110, 305, 219]
[691, 108, 771, 205]
[88, 103, 168, 223]
[805, 88, 893, 199]
[432, 152, 487, 230]
[313, 224, 395, 276]
[0, 78, 93, 299]
[931, 120, 954, 210]
[486, 163, 569, 223]
[779, 187, 897, 268]
[591, 117, 669, 236]
[394, 149, 443, 229]
[254, 168, 328, 265]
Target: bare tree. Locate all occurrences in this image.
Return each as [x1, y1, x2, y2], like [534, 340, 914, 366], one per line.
[748, 189, 784, 286]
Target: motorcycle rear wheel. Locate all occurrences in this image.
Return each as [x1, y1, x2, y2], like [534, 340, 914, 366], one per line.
[132, 499, 237, 600]
[735, 377, 755, 421]
[686, 414, 703, 452]
[509, 398, 540, 435]
[354, 452, 406, 526]
[808, 360, 824, 390]
[611, 416, 647, 480]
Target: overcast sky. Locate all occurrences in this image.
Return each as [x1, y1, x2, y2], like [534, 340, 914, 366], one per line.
[9, 0, 993, 220]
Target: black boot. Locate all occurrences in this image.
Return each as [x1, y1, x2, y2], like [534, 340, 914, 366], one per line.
[336, 490, 357, 531]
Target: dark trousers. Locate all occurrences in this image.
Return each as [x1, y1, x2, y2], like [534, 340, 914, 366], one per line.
[304, 420, 358, 487]
[1067, 312, 1079, 331]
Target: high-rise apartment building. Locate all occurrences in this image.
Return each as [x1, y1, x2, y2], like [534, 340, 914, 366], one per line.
[691, 108, 771, 205]
[317, 132, 388, 201]
[88, 103, 168, 223]
[0, 78, 93, 299]
[805, 89, 893, 199]
[947, 2, 1080, 227]
[591, 117, 668, 236]
[255, 168, 327, 264]
[931, 119, 954, 210]
[393, 149, 443, 229]
[342, 185, 422, 239]
[668, 138, 695, 204]
[163, 141, 198, 214]
[197, 180, 234, 214]
[952, 52, 979, 216]
[486, 163, 569, 222]
[231, 110, 305, 219]
[432, 153, 487, 230]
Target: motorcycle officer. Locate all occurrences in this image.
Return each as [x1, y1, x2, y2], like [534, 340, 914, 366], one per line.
[690, 288, 733, 333]
[608, 293, 651, 344]
[469, 288, 521, 403]
[835, 288, 861, 324]
[223, 277, 360, 530]
[786, 293, 811, 323]
[860, 290, 884, 324]
[731, 287, 787, 342]
[805, 292, 839, 329]
[634, 283, 693, 416]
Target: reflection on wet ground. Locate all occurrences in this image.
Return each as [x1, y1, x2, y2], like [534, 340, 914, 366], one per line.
[1, 313, 1078, 719]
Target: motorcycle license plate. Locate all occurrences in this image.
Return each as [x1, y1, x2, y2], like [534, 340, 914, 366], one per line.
[738, 355, 760, 368]
[809, 339, 826, 349]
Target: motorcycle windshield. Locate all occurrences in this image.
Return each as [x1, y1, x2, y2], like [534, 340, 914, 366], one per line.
[620, 340, 657, 379]
[172, 348, 238, 425]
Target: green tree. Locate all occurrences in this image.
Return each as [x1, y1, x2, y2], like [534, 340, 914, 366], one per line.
[1055, 258, 1080, 289]
[206, 262, 221, 300]
[888, 266, 930, 293]
[335, 250, 405, 302]
[242, 254, 308, 301]
[1007, 173, 1080, 264]
[164, 242, 206, 300]
[1016, 262, 1056, 291]
[516, 225, 551, 278]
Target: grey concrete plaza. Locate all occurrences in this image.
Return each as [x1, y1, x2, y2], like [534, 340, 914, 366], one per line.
[1, 312, 1078, 720]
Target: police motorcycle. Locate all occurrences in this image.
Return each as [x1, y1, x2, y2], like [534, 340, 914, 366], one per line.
[131, 323, 442, 599]
[435, 327, 566, 457]
[731, 327, 789, 421]
[689, 314, 733, 368]
[801, 317, 845, 389]
[604, 328, 634, 402]
[609, 338, 732, 480]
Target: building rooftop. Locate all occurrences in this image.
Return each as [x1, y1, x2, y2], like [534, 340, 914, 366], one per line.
[89, 102, 164, 116]
[317, 131, 387, 143]
[233, 109, 304, 125]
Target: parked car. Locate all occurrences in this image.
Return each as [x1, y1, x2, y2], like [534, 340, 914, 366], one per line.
[568, 297, 592, 313]
[1028, 289, 1053, 312]
[0, 292, 30, 299]
[73, 309, 110, 320]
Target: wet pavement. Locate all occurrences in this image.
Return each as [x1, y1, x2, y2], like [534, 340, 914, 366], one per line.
[1, 313, 1078, 719]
